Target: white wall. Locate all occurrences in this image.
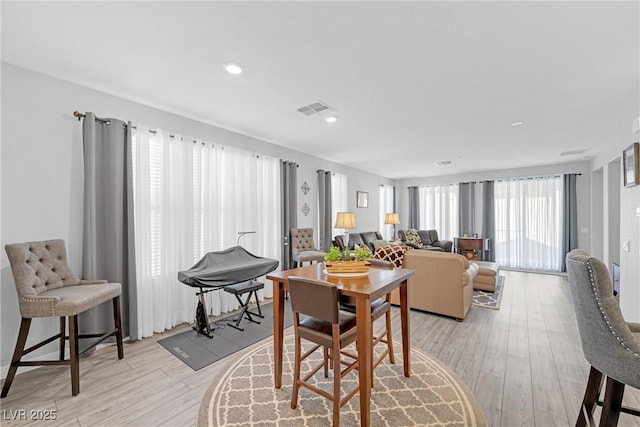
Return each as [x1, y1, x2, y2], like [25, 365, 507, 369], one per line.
[591, 120, 640, 323]
[396, 160, 593, 251]
[0, 63, 394, 373]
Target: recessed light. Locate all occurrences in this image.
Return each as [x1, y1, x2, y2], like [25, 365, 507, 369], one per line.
[325, 116, 337, 123]
[511, 121, 524, 126]
[223, 63, 243, 75]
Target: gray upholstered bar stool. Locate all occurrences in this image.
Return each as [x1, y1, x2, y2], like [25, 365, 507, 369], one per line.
[566, 249, 640, 427]
[290, 228, 326, 267]
[2, 239, 124, 397]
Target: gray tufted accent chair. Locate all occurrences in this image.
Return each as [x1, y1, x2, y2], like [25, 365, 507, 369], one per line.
[2, 239, 124, 398]
[566, 249, 640, 426]
[290, 228, 326, 267]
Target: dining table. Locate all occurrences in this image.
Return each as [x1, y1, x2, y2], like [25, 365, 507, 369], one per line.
[267, 262, 415, 427]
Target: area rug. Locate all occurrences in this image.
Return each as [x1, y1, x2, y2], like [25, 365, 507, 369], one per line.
[158, 301, 292, 371]
[472, 275, 505, 310]
[197, 334, 487, 426]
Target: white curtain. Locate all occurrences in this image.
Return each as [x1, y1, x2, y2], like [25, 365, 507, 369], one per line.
[418, 184, 459, 240]
[132, 126, 281, 339]
[494, 176, 563, 271]
[379, 185, 395, 240]
[331, 172, 348, 239]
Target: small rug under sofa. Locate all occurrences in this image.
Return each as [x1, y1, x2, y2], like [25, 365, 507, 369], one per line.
[472, 275, 505, 310]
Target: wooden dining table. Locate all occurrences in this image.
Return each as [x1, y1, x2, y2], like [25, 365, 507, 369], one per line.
[267, 263, 415, 427]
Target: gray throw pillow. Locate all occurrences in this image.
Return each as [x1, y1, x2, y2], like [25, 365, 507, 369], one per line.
[372, 239, 390, 250]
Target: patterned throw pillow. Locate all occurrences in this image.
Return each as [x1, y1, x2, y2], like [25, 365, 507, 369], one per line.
[374, 246, 409, 268]
[403, 229, 423, 247]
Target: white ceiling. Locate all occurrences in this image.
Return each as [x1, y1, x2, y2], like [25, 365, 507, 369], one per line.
[2, 1, 638, 179]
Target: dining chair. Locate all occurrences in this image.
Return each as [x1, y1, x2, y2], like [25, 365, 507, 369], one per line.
[566, 249, 640, 427]
[2, 239, 124, 397]
[339, 258, 395, 375]
[290, 228, 326, 267]
[288, 276, 360, 427]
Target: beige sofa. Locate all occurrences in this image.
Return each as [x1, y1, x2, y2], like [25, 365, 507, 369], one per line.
[390, 249, 479, 320]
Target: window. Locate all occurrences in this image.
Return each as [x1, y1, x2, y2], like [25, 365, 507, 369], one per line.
[418, 184, 459, 240]
[379, 185, 395, 240]
[494, 176, 562, 271]
[331, 172, 348, 239]
[131, 125, 281, 338]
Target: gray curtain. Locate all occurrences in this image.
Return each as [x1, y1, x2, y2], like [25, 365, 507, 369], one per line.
[408, 186, 419, 229]
[561, 174, 579, 271]
[458, 182, 476, 236]
[317, 170, 332, 251]
[481, 181, 496, 262]
[280, 161, 298, 270]
[81, 112, 136, 340]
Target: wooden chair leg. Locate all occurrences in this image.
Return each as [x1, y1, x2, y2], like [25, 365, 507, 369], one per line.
[1, 317, 32, 398]
[385, 308, 395, 365]
[113, 296, 124, 359]
[59, 317, 66, 361]
[69, 315, 80, 396]
[332, 333, 341, 427]
[600, 376, 625, 427]
[577, 366, 604, 427]
[291, 316, 301, 410]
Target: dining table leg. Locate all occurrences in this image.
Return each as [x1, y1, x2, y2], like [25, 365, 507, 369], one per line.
[355, 297, 372, 427]
[273, 280, 285, 388]
[399, 279, 411, 377]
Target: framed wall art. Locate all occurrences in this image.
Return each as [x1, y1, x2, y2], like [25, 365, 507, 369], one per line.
[356, 191, 369, 208]
[623, 142, 639, 187]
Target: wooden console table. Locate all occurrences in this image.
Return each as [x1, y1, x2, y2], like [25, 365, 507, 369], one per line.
[454, 237, 490, 261]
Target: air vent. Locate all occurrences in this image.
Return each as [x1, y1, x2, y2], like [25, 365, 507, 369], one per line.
[434, 160, 453, 167]
[560, 149, 587, 156]
[297, 100, 332, 116]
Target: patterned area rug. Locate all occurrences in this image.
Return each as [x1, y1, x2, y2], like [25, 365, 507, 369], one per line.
[198, 334, 487, 426]
[472, 275, 505, 310]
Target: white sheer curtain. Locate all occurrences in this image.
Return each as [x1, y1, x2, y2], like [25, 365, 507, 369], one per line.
[494, 176, 563, 271]
[132, 126, 281, 339]
[379, 185, 395, 240]
[418, 184, 459, 240]
[331, 172, 348, 239]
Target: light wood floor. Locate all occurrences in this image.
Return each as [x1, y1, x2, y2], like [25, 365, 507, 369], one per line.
[1, 270, 639, 426]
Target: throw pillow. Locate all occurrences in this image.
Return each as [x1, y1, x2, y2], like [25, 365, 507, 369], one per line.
[374, 246, 408, 268]
[371, 239, 390, 250]
[403, 229, 423, 247]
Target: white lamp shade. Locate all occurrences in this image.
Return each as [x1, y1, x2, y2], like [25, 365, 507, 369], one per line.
[335, 212, 356, 229]
[384, 213, 400, 225]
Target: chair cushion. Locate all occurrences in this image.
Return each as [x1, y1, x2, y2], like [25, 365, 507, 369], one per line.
[293, 250, 326, 263]
[30, 282, 122, 318]
[374, 246, 409, 268]
[299, 311, 358, 348]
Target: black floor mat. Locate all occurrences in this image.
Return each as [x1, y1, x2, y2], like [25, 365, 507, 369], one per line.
[158, 301, 293, 371]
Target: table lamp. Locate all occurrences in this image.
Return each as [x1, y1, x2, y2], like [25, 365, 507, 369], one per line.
[335, 212, 356, 244]
[384, 213, 400, 240]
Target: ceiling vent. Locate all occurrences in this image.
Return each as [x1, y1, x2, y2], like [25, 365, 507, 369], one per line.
[560, 149, 587, 156]
[297, 100, 333, 116]
[434, 160, 453, 167]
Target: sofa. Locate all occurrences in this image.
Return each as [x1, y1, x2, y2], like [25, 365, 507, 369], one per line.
[390, 249, 478, 320]
[398, 229, 453, 252]
[334, 231, 386, 253]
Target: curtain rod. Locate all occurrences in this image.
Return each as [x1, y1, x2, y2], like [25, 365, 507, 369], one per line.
[73, 111, 112, 124]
